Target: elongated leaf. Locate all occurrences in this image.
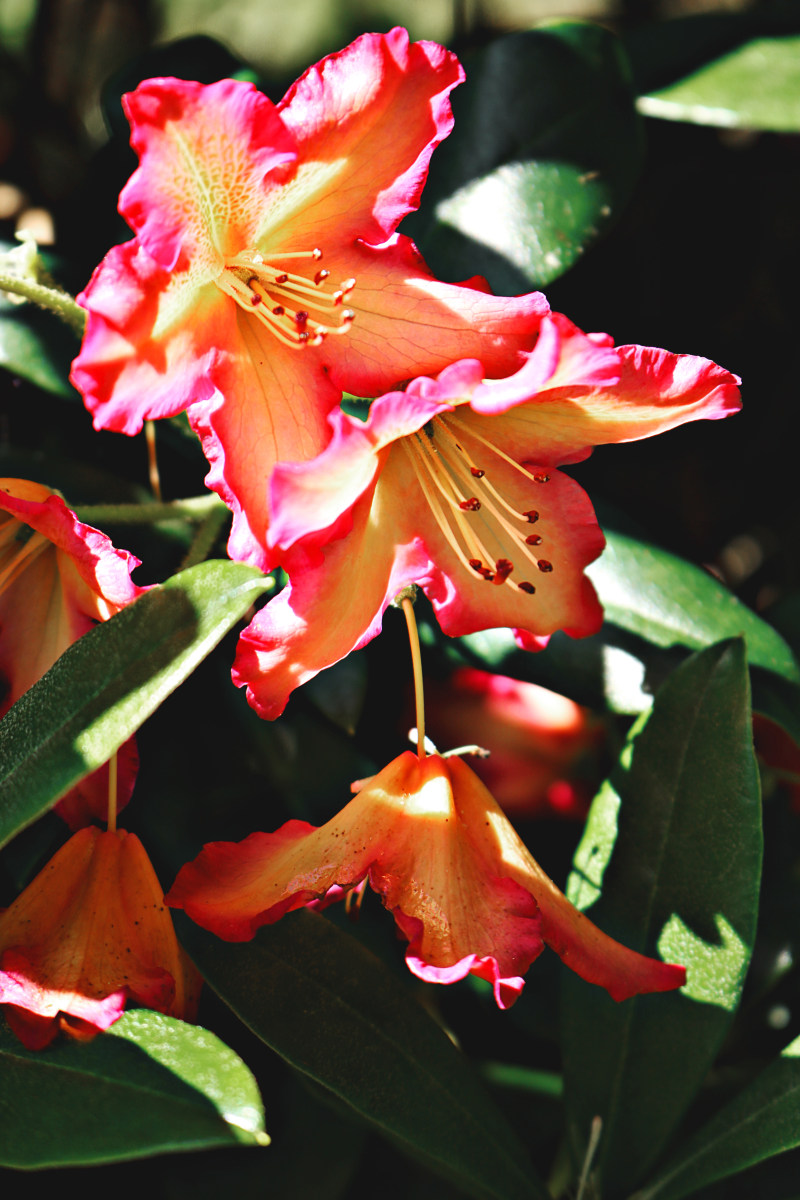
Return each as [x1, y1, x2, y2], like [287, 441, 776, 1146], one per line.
[561, 640, 762, 1197]
[0, 1010, 267, 1167]
[633, 1034, 800, 1200]
[638, 36, 800, 131]
[0, 561, 271, 849]
[177, 910, 548, 1200]
[406, 22, 642, 291]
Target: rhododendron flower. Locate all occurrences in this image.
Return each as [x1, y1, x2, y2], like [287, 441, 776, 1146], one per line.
[234, 312, 741, 718]
[0, 826, 200, 1049]
[0, 479, 144, 826]
[71, 28, 548, 569]
[168, 751, 685, 1008]
[419, 667, 601, 817]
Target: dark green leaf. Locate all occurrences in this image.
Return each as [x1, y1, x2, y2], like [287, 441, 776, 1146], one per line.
[0, 292, 77, 396]
[638, 36, 800, 131]
[0, 1010, 267, 1167]
[633, 1034, 800, 1200]
[406, 22, 642, 291]
[561, 640, 762, 1197]
[0, 561, 271, 849]
[177, 910, 548, 1200]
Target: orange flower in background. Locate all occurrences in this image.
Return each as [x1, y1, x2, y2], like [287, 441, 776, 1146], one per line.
[419, 667, 601, 817]
[0, 478, 144, 826]
[169, 751, 684, 1009]
[0, 827, 200, 1049]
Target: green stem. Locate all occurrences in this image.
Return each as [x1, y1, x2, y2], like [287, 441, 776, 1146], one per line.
[180, 503, 231, 569]
[74, 495, 228, 525]
[0, 271, 86, 337]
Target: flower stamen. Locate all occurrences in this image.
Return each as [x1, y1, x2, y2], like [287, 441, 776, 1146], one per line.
[0, 521, 49, 600]
[217, 247, 356, 349]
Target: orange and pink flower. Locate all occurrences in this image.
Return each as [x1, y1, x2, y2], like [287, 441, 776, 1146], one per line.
[234, 313, 740, 719]
[0, 826, 200, 1049]
[168, 750, 685, 1008]
[0, 478, 144, 826]
[71, 29, 548, 569]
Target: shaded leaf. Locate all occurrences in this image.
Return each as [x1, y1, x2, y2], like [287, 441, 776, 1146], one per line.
[0, 1010, 267, 1167]
[177, 910, 548, 1200]
[562, 640, 762, 1197]
[0, 291, 77, 396]
[0, 561, 272, 849]
[634, 1034, 800, 1200]
[406, 22, 642, 291]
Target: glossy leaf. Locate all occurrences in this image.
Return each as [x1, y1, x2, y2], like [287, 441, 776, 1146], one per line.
[0, 561, 272, 849]
[638, 36, 800, 131]
[561, 640, 762, 1197]
[633, 1033, 800, 1200]
[177, 910, 547, 1200]
[406, 22, 642, 291]
[0, 291, 76, 396]
[0, 1010, 267, 1167]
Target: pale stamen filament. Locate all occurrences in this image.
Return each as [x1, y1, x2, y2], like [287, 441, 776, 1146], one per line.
[0, 530, 49, 600]
[400, 440, 493, 579]
[446, 412, 550, 488]
[409, 433, 500, 573]
[432, 416, 534, 523]
[431, 435, 545, 578]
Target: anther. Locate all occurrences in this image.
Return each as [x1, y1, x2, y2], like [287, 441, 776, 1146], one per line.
[518, 581, 536, 594]
[314, 269, 330, 284]
[494, 558, 513, 584]
[295, 311, 309, 325]
[523, 510, 539, 523]
[533, 473, 550, 484]
[311, 248, 323, 260]
[468, 559, 483, 573]
[525, 534, 542, 545]
[459, 497, 481, 511]
[272, 305, 285, 315]
[250, 295, 262, 306]
[537, 559, 553, 573]
[470, 467, 485, 478]
[275, 273, 289, 284]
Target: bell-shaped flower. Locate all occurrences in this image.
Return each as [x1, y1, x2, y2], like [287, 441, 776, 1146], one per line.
[168, 750, 684, 1008]
[71, 28, 548, 569]
[0, 479, 145, 826]
[0, 826, 200, 1049]
[233, 312, 740, 719]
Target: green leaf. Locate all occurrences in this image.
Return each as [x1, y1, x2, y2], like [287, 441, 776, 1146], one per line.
[177, 910, 548, 1200]
[633, 1034, 800, 1200]
[0, 290, 77, 396]
[561, 640, 762, 1197]
[406, 22, 642, 291]
[638, 36, 800, 131]
[0, 560, 272, 849]
[0, 1010, 267, 1167]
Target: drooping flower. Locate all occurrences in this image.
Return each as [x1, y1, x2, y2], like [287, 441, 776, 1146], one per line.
[233, 312, 741, 719]
[0, 826, 200, 1049]
[168, 750, 685, 1008]
[417, 667, 601, 817]
[0, 479, 144, 826]
[70, 29, 549, 569]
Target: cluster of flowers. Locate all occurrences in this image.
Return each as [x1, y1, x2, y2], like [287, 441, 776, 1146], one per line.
[1, 28, 742, 1044]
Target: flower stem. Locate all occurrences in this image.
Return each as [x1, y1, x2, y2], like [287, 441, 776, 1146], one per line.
[74, 495, 227, 525]
[0, 271, 86, 336]
[180, 503, 231, 569]
[145, 421, 162, 501]
[107, 752, 118, 833]
[400, 593, 426, 760]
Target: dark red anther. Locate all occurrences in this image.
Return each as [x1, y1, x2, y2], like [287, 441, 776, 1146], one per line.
[250, 294, 262, 306]
[522, 510, 539, 523]
[295, 311, 309, 325]
[480, 569, 495, 581]
[533, 473, 550, 484]
[518, 581, 536, 594]
[469, 558, 483, 572]
[525, 533, 542, 546]
[314, 269, 330, 284]
[298, 331, 310, 342]
[494, 558, 513, 584]
[537, 559, 553, 573]
[275, 272, 289, 284]
[470, 467, 485, 478]
[459, 497, 481, 511]
[272, 305, 285, 316]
